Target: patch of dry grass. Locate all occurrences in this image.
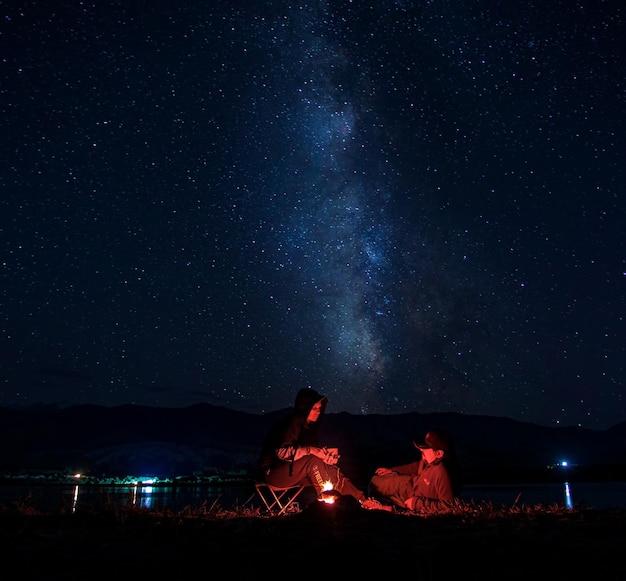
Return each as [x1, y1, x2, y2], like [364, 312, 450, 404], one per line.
[1, 495, 625, 579]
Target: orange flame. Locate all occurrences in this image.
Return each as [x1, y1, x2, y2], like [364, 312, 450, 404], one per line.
[318, 481, 337, 504]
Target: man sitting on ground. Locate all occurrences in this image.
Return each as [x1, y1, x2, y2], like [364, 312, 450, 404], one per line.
[367, 429, 459, 514]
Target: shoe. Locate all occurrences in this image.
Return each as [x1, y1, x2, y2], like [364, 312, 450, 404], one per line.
[360, 497, 393, 512]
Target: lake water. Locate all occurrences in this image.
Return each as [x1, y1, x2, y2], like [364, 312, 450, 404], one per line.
[0, 483, 260, 514]
[461, 481, 626, 510]
[1, 480, 625, 513]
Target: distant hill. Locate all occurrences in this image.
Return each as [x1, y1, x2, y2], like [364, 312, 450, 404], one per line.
[1, 404, 624, 485]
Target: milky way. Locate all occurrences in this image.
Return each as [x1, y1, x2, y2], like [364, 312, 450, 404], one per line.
[2, 1, 624, 429]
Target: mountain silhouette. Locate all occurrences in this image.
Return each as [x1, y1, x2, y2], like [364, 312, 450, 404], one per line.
[1, 404, 624, 484]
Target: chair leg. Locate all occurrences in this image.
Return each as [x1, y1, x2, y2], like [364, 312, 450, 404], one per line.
[255, 483, 306, 515]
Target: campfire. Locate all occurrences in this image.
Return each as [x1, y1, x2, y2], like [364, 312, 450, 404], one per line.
[318, 481, 339, 504]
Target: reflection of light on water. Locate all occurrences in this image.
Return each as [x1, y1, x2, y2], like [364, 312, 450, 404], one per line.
[72, 485, 79, 513]
[131, 484, 154, 509]
[140, 486, 153, 509]
[129, 479, 157, 509]
[72, 474, 82, 514]
[563, 481, 574, 510]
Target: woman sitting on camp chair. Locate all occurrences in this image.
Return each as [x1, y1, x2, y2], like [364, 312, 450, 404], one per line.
[257, 387, 367, 506]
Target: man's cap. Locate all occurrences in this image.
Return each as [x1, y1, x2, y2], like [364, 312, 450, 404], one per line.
[413, 430, 451, 451]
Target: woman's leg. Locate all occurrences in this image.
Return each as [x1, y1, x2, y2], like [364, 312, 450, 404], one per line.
[266, 457, 365, 501]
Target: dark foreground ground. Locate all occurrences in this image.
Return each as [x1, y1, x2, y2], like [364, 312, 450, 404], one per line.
[2, 498, 626, 580]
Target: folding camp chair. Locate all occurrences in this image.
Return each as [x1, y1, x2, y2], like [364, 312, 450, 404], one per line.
[255, 482, 307, 515]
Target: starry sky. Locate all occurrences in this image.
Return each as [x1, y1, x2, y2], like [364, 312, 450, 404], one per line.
[2, 1, 624, 429]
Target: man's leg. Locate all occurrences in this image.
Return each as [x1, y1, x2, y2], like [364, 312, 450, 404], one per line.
[368, 474, 412, 508]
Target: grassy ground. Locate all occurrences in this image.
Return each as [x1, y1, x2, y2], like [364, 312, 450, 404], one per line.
[2, 497, 625, 580]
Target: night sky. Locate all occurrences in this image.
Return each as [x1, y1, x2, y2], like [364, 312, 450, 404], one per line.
[2, 1, 624, 429]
